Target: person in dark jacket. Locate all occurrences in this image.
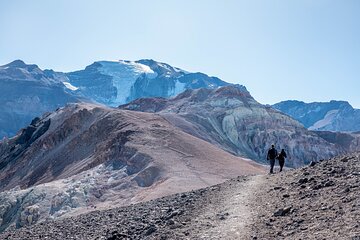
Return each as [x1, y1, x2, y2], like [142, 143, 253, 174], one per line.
[278, 149, 287, 172]
[267, 145, 278, 174]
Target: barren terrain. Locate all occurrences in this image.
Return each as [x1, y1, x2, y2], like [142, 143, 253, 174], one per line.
[2, 152, 359, 239]
[0, 102, 265, 232]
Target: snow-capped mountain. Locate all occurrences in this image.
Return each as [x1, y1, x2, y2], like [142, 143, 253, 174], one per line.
[0, 59, 229, 138]
[273, 100, 360, 132]
[0, 60, 84, 139]
[66, 59, 229, 106]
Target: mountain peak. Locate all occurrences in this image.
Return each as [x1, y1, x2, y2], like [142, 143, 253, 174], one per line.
[329, 100, 352, 108]
[172, 84, 253, 103]
[214, 84, 250, 97]
[4, 59, 27, 68]
[2, 60, 42, 73]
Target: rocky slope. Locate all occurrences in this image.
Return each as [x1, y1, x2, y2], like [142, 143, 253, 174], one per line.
[273, 100, 360, 132]
[66, 59, 229, 106]
[313, 131, 360, 153]
[120, 85, 343, 167]
[2, 152, 359, 239]
[0, 60, 84, 138]
[0, 102, 265, 232]
[251, 152, 360, 239]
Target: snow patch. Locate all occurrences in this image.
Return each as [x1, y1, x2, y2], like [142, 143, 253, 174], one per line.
[169, 81, 186, 96]
[309, 109, 339, 130]
[63, 82, 79, 91]
[308, 106, 321, 113]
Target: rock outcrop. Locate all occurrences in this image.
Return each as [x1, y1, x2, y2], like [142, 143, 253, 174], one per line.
[312, 131, 360, 153]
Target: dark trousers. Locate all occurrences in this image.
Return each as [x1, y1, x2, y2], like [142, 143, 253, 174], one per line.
[279, 159, 285, 171]
[269, 159, 275, 173]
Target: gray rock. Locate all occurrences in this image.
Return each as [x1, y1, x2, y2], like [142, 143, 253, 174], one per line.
[274, 207, 292, 217]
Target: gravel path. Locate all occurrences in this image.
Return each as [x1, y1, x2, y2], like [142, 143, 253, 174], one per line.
[190, 175, 265, 240]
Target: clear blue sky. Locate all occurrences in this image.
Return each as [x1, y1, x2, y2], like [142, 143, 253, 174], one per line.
[1, 0, 359, 108]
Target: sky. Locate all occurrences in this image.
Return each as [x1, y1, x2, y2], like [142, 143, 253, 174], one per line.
[0, 0, 359, 108]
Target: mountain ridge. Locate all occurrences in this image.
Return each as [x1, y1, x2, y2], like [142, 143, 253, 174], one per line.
[120, 85, 346, 167]
[273, 100, 360, 132]
[0, 60, 85, 139]
[65, 59, 230, 106]
[0, 59, 230, 138]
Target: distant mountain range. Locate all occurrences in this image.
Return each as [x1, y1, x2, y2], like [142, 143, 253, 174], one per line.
[273, 100, 360, 132]
[2, 59, 359, 138]
[1, 59, 359, 157]
[0, 59, 228, 138]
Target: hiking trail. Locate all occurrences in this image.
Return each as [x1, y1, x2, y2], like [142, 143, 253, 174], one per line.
[186, 175, 266, 240]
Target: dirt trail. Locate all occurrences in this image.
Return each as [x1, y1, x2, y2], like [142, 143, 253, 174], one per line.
[188, 175, 266, 240]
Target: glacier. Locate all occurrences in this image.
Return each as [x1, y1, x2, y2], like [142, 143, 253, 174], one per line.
[97, 60, 158, 106]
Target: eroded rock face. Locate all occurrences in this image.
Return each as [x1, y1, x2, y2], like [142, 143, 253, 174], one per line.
[0, 102, 264, 232]
[120, 85, 342, 167]
[312, 131, 360, 153]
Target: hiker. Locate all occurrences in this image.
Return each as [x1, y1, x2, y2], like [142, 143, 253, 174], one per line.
[267, 144, 278, 174]
[277, 149, 287, 172]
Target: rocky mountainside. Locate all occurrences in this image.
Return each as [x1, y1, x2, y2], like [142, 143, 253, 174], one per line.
[66, 59, 229, 106]
[0, 102, 264, 232]
[273, 100, 360, 132]
[0, 60, 84, 139]
[120, 85, 343, 167]
[2, 152, 359, 240]
[312, 131, 360, 153]
[250, 152, 360, 239]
